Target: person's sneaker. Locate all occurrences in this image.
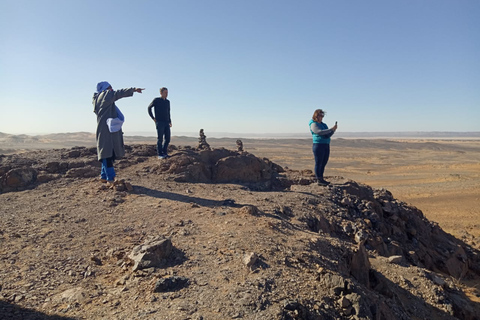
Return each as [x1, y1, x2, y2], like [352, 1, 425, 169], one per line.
[158, 155, 166, 159]
[163, 154, 170, 159]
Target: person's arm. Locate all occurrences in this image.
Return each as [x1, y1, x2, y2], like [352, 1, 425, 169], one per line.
[147, 99, 156, 121]
[113, 88, 135, 101]
[310, 123, 335, 136]
[113, 87, 144, 102]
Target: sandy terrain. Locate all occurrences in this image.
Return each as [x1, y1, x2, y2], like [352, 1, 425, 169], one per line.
[1, 143, 479, 319]
[1, 132, 479, 238]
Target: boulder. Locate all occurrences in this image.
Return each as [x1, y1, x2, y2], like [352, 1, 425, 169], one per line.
[128, 238, 173, 271]
[45, 162, 61, 173]
[1, 167, 37, 190]
[214, 154, 272, 183]
[239, 205, 259, 216]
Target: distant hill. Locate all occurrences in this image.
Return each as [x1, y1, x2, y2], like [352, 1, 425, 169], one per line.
[1, 131, 479, 155]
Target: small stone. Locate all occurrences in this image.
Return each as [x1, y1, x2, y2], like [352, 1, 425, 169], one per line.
[243, 252, 258, 269]
[431, 274, 446, 286]
[124, 182, 133, 191]
[239, 205, 258, 216]
[90, 256, 102, 265]
[354, 230, 368, 244]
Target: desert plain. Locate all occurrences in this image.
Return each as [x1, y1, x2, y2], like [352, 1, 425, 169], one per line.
[1, 132, 480, 319]
[238, 137, 480, 239]
[1, 132, 479, 239]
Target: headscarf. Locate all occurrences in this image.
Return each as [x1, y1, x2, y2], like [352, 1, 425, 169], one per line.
[96, 81, 111, 93]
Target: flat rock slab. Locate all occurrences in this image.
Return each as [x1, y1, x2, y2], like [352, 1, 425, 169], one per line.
[388, 255, 403, 264]
[128, 238, 173, 271]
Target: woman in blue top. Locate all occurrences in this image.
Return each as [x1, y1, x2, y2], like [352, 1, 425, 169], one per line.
[309, 109, 338, 185]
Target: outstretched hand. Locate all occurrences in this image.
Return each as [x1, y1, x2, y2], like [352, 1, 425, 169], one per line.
[135, 88, 145, 93]
[332, 121, 338, 131]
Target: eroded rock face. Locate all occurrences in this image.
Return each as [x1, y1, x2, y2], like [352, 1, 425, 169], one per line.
[154, 148, 282, 185]
[306, 179, 476, 282]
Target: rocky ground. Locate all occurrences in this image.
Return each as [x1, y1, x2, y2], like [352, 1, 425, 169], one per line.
[0, 145, 479, 320]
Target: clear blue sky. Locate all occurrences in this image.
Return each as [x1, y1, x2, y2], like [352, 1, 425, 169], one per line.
[1, 0, 479, 135]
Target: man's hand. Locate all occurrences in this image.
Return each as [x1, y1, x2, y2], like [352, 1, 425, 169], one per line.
[135, 88, 145, 93]
[152, 118, 156, 123]
[332, 121, 338, 131]
[169, 123, 173, 127]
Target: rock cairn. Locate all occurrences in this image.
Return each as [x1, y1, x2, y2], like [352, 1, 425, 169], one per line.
[198, 129, 211, 151]
[236, 139, 244, 152]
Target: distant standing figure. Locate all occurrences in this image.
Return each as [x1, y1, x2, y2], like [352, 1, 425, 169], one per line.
[309, 109, 338, 185]
[93, 81, 144, 184]
[148, 87, 172, 159]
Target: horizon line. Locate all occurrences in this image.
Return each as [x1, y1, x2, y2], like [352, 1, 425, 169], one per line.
[2, 131, 480, 136]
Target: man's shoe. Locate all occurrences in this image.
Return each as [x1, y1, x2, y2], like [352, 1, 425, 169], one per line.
[158, 155, 166, 159]
[317, 179, 330, 186]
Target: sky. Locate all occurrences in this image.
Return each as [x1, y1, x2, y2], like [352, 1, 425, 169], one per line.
[0, 0, 479, 135]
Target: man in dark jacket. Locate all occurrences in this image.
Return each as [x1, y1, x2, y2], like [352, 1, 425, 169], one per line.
[148, 87, 172, 159]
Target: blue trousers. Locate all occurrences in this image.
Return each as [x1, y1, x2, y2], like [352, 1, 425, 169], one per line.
[312, 143, 330, 180]
[156, 121, 171, 156]
[100, 157, 115, 181]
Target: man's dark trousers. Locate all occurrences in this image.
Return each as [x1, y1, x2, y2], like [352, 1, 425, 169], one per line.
[156, 121, 171, 156]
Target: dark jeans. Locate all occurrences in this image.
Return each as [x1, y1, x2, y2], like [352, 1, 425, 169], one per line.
[312, 143, 330, 180]
[156, 121, 171, 156]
